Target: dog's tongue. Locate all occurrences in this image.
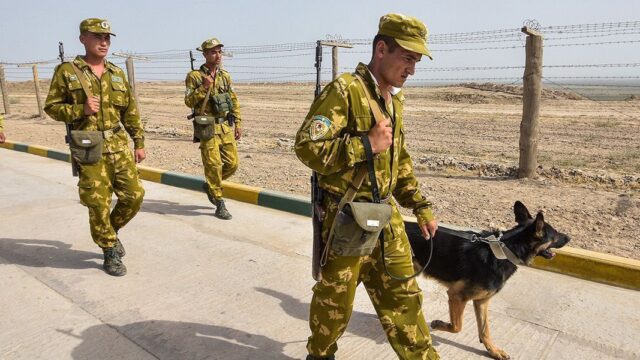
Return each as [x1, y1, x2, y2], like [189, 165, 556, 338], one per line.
[540, 249, 556, 259]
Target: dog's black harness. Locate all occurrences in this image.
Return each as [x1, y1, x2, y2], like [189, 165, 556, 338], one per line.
[440, 227, 525, 266]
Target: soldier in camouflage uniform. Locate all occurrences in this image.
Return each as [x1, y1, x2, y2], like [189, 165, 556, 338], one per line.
[0, 114, 5, 143]
[295, 14, 440, 360]
[185, 38, 242, 220]
[44, 18, 145, 277]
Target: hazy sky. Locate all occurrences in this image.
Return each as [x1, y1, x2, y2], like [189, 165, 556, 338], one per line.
[1, 0, 638, 82]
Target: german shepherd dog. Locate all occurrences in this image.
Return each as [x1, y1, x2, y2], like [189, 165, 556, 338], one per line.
[406, 201, 570, 359]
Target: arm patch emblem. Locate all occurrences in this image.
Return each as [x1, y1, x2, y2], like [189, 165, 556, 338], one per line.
[309, 115, 332, 140]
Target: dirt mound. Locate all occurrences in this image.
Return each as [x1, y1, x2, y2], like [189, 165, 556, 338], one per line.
[435, 92, 490, 104]
[416, 155, 640, 190]
[460, 82, 584, 100]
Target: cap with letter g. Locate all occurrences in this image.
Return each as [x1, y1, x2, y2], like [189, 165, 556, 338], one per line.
[79, 18, 116, 36]
[377, 13, 432, 59]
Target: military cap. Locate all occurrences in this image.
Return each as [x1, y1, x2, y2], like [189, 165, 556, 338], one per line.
[79, 18, 116, 36]
[197, 37, 224, 51]
[377, 13, 432, 59]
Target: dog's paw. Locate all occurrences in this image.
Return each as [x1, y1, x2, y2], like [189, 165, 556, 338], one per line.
[430, 320, 447, 330]
[489, 348, 510, 360]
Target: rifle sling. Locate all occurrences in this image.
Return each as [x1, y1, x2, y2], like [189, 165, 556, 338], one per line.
[356, 74, 428, 281]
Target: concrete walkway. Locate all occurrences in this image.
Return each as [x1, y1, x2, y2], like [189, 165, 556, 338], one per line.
[1, 148, 639, 360]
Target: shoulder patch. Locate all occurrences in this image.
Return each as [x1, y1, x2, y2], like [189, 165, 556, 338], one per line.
[68, 74, 78, 82]
[111, 75, 124, 83]
[309, 115, 332, 141]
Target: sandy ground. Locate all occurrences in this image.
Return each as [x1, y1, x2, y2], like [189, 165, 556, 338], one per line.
[1, 80, 639, 259]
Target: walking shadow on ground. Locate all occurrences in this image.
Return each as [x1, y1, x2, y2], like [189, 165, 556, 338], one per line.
[61, 320, 297, 360]
[255, 287, 385, 344]
[0, 238, 101, 270]
[255, 287, 489, 357]
[140, 199, 212, 217]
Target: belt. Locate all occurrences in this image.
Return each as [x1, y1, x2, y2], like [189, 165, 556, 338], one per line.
[101, 125, 122, 139]
[194, 115, 227, 124]
[324, 189, 392, 204]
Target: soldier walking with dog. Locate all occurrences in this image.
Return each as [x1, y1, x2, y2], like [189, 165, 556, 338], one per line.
[184, 37, 242, 220]
[45, 18, 146, 277]
[295, 13, 440, 360]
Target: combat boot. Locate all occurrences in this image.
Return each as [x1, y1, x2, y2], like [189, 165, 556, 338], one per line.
[114, 238, 126, 258]
[306, 355, 335, 360]
[103, 247, 127, 276]
[214, 199, 232, 220]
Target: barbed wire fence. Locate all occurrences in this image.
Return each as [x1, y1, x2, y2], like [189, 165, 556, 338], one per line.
[0, 20, 638, 152]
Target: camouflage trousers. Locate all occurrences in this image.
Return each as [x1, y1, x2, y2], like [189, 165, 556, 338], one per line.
[307, 200, 439, 360]
[77, 149, 145, 248]
[200, 125, 238, 200]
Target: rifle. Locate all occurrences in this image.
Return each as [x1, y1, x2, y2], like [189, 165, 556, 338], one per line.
[311, 40, 325, 281]
[187, 50, 200, 143]
[59, 42, 79, 177]
[186, 50, 196, 121]
[186, 50, 200, 142]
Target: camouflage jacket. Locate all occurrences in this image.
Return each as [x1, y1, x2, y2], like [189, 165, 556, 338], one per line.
[295, 62, 434, 224]
[44, 56, 145, 152]
[184, 65, 242, 129]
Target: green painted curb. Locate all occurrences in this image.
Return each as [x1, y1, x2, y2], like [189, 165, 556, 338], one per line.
[47, 149, 71, 162]
[258, 190, 311, 217]
[161, 171, 205, 192]
[13, 143, 28, 153]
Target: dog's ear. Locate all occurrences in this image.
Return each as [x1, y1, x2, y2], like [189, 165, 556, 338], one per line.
[535, 212, 545, 237]
[514, 201, 532, 225]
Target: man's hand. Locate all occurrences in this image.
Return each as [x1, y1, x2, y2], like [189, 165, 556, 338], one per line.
[83, 96, 100, 116]
[134, 148, 146, 164]
[367, 118, 393, 154]
[202, 75, 214, 90]
[235, 127, 242, 140]
[0, 132, 5, 143]
[420, 219, 438, 240]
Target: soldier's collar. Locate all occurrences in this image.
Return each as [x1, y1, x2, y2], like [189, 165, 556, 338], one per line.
[105, 61, 119, 73]
[200, 64, 221, 76]
[74, 55, 116, 73]
[356, 62, 401, 98]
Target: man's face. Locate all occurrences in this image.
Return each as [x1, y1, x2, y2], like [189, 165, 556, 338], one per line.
[378, 43, 421, 88]
[80, 32, 111, 58]
[203, 46, 223, 67]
